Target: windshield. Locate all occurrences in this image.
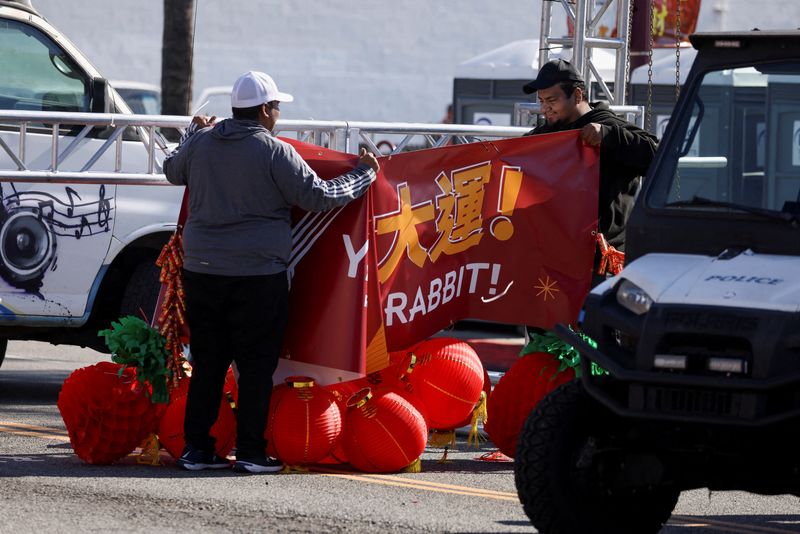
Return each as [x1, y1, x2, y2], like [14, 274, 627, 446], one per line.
[648, 61, 800, 216]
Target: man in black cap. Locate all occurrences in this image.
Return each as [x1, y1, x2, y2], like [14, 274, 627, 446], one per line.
[523, 59, 657, 258]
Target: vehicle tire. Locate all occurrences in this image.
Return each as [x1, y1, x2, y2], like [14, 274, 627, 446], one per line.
[119, 259, 161, 323]
[0, 338, 7, 369]
[514, 380, 679, 534]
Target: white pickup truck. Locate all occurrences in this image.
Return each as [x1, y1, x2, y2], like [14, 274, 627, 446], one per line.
[0, 0, 183, 365]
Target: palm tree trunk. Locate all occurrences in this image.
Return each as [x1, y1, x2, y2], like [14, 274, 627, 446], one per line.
[161, 0, 195, 139]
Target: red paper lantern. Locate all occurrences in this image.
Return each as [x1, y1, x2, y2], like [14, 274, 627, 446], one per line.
[408, 338, 484, 430]
[265, 376, 342, 465]
[320, 357, 428, 465]
[157, 376, 237, 459]
[343, 389, 427, 473]
[483, 352, 575, 458]
[58, 362, 163, 465]
[377, 353, 429, 423]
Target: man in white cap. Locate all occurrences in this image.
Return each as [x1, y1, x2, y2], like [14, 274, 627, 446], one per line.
[164, 71, 379, 474]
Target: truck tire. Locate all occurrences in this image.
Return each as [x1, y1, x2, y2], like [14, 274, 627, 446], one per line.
[119, 259, 161, 323]
[514, 380, 679, 534]
[0, 338, 7, 369]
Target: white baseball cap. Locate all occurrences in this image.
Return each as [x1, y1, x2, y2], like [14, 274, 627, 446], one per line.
[230, 71, 294, 108]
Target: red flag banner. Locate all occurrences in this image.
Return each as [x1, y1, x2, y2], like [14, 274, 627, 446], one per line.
[652, 0, 701, 48]
[566, 0, 701, 47]
[276, 132, 599, 384]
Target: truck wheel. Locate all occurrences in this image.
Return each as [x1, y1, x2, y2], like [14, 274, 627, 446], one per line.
[119, 259, 161, 322]
[0, 338, 7, 369]
[514, 380, 679, 534]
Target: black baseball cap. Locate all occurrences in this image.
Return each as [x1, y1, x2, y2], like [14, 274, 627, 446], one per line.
[522, 59, 584, 94]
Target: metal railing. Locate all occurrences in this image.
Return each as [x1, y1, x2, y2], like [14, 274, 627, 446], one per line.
[0, 110, 529, 186]
[513, 102, 645, 129]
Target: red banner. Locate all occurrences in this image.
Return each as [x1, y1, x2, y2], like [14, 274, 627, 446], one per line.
[277, 132, 600, 384]
[652, 0, 701, 48]
[566, 0, 701, 46]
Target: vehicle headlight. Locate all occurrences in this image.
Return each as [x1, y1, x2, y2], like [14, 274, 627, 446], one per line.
[616, 279, 653, 315]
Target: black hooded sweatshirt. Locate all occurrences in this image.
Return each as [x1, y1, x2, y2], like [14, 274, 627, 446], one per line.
[525, 102, 657, 252]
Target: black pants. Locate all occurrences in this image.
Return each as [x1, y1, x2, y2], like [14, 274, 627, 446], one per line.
[182, 269, 288, 459]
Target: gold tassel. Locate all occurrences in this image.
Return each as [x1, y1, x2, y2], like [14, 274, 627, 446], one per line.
[135, 433, 162, 466]
[428, 429, 456, 464]
[428, 429, 456, 448]
[466, 391, 488, 449]
[281, 464, 309, 473]
[403, 457, 422, 473]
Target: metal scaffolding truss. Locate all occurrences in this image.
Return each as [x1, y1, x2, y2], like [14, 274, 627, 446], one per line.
[539, 0, 632, 105]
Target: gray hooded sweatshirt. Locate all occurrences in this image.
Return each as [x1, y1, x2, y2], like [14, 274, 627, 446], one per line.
[164, 119, 375, 276]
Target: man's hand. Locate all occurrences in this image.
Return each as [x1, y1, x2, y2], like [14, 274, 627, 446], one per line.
[192, 115, 217, 129]
[359, 148, 380, 173]
[580, 123, 604, 146]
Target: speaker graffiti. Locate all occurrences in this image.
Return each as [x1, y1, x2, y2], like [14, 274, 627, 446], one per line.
[0, 207, 57, 290]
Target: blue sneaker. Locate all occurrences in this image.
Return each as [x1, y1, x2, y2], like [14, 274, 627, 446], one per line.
[176, 445, 231, 471]
[233, 455, 284, 474]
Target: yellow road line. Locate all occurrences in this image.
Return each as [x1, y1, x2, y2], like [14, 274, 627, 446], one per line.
[0, 421, 69, 442]
[313, 466, 518, 498]
[318, 471, 519, 502]
[671, 515, 800, 534]
[370, 474, 519, 498]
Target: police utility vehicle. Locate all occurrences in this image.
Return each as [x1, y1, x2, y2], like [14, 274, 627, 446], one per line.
[515, 30, 800, 534]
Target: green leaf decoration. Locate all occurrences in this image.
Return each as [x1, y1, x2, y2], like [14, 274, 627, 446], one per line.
[519, 328, 607, 378]
[98, 316, 171, 404]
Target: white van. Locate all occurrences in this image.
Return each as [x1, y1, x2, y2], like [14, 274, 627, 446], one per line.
[0, 0, 183, 366]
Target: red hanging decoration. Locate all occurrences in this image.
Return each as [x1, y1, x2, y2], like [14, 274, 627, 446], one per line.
[155, 231, 188, 387]
[223, 366, 238, 408]
[342, 389, 427, 473]
[596, 232, 625, 276]
[483, 352, 575, 458]
[407, 338, 485, 430]
[264, 376, 342, 465]
[58, 362, 164, 465]
[157, 376, 237, 459]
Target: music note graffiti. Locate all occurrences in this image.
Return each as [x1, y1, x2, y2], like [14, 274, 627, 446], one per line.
[37, 199, 55, 221]
[2, 185, 115, 240]
[65, 187, 81, 217]
[96, 184, 110, 231]
[74, 215, 91, 239]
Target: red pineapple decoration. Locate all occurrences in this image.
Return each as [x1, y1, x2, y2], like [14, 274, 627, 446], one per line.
[265, 377, 342, 465]
[342, 389, 427, 473]
[58, 362, 163, 465]
[483, 352, 575, 458]
[157, 376, 237, 459]
[407, 338, 484, 430]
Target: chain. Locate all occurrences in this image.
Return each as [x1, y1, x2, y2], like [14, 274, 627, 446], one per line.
[646, 0, 655, 131]
[675, 0, 682, 102]
[674, 0, 683, 199]
[624, 0, 635, 103]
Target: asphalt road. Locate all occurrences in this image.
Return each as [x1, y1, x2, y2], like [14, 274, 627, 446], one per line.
[1, 341, 798, 533]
